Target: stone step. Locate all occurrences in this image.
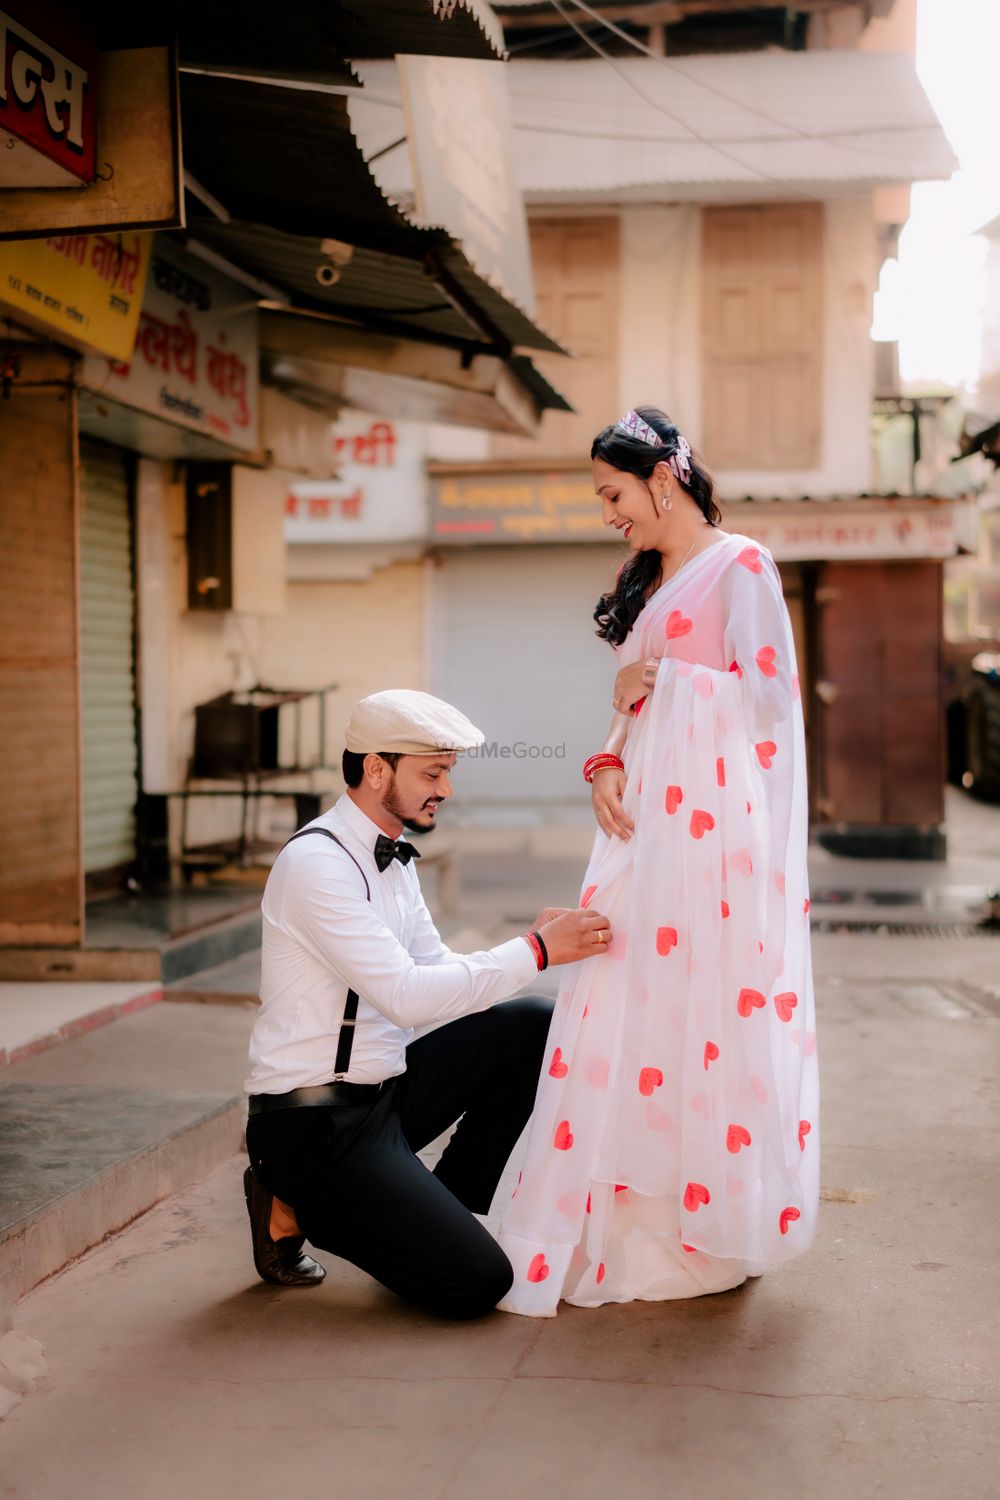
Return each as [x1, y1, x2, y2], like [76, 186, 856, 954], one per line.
[0, 1001, 253, 1303]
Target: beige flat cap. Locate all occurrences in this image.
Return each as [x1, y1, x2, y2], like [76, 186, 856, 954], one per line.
[345, 689, 485, 756]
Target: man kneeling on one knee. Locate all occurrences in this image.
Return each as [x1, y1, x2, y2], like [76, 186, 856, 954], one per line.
[244, 689, 611, 1319]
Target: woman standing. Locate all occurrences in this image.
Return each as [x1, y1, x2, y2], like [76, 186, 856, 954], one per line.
[498, 407, 819, 1316]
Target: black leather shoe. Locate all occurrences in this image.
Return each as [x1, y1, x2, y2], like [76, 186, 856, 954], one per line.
[243, 1165, 325, 1288]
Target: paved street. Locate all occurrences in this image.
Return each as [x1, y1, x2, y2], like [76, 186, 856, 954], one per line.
[1, 911, 998, 1500]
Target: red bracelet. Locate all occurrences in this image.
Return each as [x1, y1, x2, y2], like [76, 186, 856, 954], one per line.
[583, 753, 625, 784]
[525, 932, 546, 971]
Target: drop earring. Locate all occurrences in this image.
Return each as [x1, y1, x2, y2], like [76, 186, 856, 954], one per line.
[662, 489, 672, 512]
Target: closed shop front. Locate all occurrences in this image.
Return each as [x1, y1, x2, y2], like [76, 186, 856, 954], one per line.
[79, 439, 139, 877]
[430, 544, 620, 822]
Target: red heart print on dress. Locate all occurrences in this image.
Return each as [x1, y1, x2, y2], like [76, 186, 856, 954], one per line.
[779, 1207, 801, 1235]
[755, 741, 777, 769]
[596, 1263, 606, 1285]
[737, 987, 766, 1018]
[737, 545, 763, 574]
[731, 848, 753, 876]
[581, 884, 597, 908]
[656, 926, 678, 955]
[548, 1047, 569, 1079]
[527, 1253, 550, 1282]
[803, 898, 811, 914]
[690, 809, 715, 839]
[729, 660, 744, 680]
[792, 673, 801, 700]
[682, 1243, 698, 1253]
[704, 1041, 720, 1070]
[798, 1120, 811, 1151]
[638, 1066, 663, 1096]
[665, 785, 683, 815]
[774, 991, 798, 1022]
[666, 610, 694, 639]
[716, 757, 726, 787]
[756, 646, 778, 678]
[586, 1193, 592, 1214]
[690, 1093, 710, 1118]
[726, 1124, 752, 1153]
[721, 900, 730, 919]
[554, 1120, 574, 1150]
[683, 1182, 710, 1212]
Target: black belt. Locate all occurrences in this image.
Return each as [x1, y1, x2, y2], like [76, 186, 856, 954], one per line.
[248, 1081, 388, 1114]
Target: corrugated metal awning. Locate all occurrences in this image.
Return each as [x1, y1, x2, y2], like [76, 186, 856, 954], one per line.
[90, 0, 504, 74]
[180, 75, 563, 357]
[350, 51, 957, 204]
[258, 306, 572, 434]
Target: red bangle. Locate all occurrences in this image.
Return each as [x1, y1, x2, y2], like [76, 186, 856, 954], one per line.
[584, 753, 625, 784]
[525, 932, 546, 971]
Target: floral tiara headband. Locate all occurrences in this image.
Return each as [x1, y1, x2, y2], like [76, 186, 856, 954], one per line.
[615, 409, 692, 482]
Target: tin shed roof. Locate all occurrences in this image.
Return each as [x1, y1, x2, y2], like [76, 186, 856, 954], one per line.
[350, 50, 957, 203]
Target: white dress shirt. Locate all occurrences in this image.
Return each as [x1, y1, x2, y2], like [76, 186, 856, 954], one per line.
[246, 793, 539, 1094]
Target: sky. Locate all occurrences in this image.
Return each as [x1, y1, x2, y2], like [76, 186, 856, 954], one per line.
[896, 0, 1000, 391]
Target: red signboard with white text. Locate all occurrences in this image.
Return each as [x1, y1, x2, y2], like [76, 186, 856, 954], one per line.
[0, 2, 97, 185]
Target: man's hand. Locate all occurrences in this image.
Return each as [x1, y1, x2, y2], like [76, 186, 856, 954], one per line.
[537, 908, 612, 966]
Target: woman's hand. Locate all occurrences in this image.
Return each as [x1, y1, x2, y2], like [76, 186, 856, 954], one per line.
[612, 658, 657, 714]
[530, 907, 572, 930]
[591, 766, 634, 841]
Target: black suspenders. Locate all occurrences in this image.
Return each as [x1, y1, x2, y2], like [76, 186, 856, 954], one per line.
[282, 826, 371, 1078]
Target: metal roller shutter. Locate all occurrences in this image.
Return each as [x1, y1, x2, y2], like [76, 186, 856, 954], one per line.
[79, 440, 138, 874]
[431, 545, 620, 822]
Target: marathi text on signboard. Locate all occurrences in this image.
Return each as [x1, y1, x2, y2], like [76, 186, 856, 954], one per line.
[0, 231, 150, 360]
[431, 470, 603, 542]
[0, 4, 97, 185]
[285, 414, 427, 543]
[430, 470, 961, 558]
[0, 46, 181, 239]
[81, 238, 259, 452]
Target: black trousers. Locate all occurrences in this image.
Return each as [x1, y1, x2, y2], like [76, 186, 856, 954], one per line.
[246, 996, 553, 1319]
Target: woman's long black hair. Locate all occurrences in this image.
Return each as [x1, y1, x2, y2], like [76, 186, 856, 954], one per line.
[592, 406, 721, 648]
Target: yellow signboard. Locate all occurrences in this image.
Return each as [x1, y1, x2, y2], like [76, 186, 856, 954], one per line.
[0, 231, 151, 360]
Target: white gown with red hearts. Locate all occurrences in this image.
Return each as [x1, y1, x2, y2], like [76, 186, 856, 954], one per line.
[497, 533, 819, 1316]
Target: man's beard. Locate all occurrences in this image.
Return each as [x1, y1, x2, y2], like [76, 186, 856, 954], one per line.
[382, 775, 438, 836]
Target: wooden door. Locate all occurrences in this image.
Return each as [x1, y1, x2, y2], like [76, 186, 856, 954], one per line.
[813, 561, 943, 827]
[702, 204, 823, 470]
[491, 216, 619, 461]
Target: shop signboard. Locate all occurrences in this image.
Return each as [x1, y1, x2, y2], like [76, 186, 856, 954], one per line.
[734, 502, 960, 561]
[430, 471, 962, 558]
[0, 2, 98, 185]
[0, 45, 181, 239]
[0, 231, 150, 360]
[430, 469, 602, 543]
[81, 238, 259, 452]
[285, 411, 427, 543]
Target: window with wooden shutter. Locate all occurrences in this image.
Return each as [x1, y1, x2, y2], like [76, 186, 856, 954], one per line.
[702, 204, 823, 470]
[491, 216, 619, 461]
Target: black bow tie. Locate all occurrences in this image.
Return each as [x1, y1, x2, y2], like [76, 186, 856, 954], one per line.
[374, 834, 422, 873]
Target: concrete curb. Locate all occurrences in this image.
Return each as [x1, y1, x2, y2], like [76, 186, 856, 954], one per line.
[1, 1095, 246, 1304]
[0, 987, 165, 1070]
[0, 990, 164, 1074]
